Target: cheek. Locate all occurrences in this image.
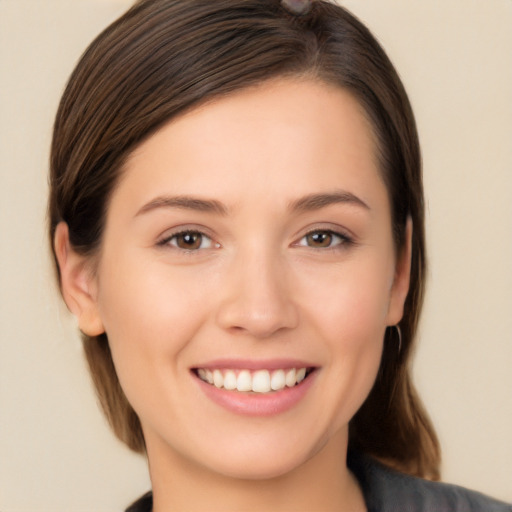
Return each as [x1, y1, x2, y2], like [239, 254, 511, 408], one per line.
[299, 252, 393, 340]
[98, 248, 205, 334]
[296, 254, 391, 419]
[94, 251, 211, 393]
[318, 261, 390, 392]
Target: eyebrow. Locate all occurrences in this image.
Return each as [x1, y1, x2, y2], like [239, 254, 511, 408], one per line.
[135, 190, 369, 218]
[288, 191, 370, 213]
[136, 195, 229, 217]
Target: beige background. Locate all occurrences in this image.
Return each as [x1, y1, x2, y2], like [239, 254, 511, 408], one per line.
[1, 0, 511, 510]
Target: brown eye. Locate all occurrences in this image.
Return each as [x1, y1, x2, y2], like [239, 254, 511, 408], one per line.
[306, 231, 333, 248]
[175, 232, 202, 249]
[166, 231, 215, 250]
[297, 230, 351, 249]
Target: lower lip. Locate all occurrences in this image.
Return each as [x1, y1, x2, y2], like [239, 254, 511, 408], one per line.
[194, 371, 317, 417]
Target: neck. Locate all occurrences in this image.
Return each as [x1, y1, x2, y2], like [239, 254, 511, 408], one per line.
[147, 429, 366, 512]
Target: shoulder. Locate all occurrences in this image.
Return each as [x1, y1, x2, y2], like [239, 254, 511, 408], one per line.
[348, 451, 512, 512]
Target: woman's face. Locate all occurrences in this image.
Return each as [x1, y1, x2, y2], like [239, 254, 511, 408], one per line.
[71, 78, 410, 479]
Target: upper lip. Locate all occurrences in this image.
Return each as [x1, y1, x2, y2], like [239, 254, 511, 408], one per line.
[191, 358, 317, 371]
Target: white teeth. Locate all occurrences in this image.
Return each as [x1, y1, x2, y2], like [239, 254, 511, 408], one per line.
[223, 370, 237, 390]
[252, 370, 271, 393]
[213, 369, 224, 388]
[197, 367, 309, 393]
[285, 368, 296, 387]
[237, 370, 252, 392]
[296, 367, 306, 383]
[270, 369, 285, 391]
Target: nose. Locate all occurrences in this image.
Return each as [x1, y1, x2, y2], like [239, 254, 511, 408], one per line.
[215, 248, 299, 338]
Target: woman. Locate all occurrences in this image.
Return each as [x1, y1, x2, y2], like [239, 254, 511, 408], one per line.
[48, 0, 511, 510]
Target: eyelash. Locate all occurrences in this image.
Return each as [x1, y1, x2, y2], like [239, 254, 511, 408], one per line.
[157, 228, 354, 252]
[296, 229, 354, 251]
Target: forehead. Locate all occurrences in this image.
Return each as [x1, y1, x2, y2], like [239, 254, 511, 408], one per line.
[116, 78, 386, 215]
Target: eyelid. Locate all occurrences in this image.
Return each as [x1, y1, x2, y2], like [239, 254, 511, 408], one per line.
[293, 226, 356, 249]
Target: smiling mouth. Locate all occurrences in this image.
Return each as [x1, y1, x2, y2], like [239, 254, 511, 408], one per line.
[193, 367, 315, 394]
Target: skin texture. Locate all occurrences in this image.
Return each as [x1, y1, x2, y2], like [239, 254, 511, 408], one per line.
[55, 78, 411, 511]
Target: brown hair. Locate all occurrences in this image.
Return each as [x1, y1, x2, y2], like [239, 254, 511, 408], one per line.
[49, 0, 440, 479]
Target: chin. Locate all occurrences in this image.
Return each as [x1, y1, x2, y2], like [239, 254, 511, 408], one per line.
[193, 425, 338, 482]
[204, 448, 316, 481]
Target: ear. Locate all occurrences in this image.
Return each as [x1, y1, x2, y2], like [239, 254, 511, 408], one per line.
[54, 222, 105, 336]
[386, 217, 413, 326]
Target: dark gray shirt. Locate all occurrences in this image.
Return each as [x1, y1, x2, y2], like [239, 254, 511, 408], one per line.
[348, 451, 511, 512]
